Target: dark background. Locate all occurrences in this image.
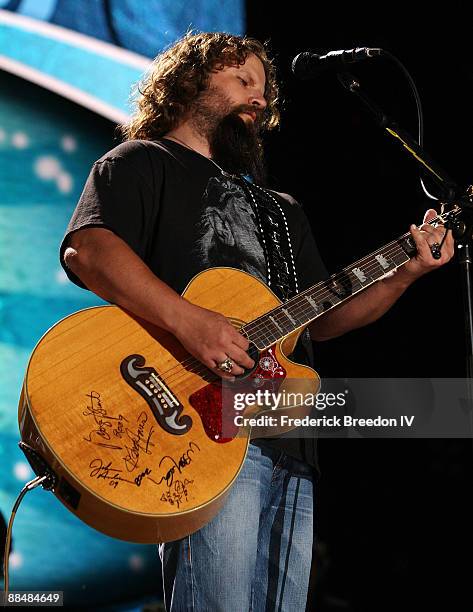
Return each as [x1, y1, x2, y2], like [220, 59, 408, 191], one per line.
[246, 2, 472, 611]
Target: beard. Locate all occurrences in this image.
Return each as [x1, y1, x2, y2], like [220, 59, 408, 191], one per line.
[190, 87, 267, 185]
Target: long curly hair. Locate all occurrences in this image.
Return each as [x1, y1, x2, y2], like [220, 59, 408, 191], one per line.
[120, 32, 280, 141]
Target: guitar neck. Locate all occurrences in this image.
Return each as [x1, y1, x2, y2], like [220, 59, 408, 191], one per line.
[242, 230, 418, 349]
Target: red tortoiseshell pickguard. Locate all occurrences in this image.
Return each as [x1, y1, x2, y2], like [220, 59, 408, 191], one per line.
[188, 346, 286, 443]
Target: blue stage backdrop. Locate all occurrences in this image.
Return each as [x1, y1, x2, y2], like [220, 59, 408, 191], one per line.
[0, 0, 245, 57]
[0, 1, 245, 608]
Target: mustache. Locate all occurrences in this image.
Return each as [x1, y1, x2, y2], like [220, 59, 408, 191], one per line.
[231, 104, 265, 126]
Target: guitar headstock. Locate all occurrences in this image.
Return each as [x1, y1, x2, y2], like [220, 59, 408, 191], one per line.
[432, 201, 472, 241]
[430, 202, 462, 226]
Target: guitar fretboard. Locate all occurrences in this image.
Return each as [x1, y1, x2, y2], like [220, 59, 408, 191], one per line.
[242, 232, 417, 349]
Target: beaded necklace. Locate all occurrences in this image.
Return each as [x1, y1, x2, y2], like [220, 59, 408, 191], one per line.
[163, 135, 300, 301]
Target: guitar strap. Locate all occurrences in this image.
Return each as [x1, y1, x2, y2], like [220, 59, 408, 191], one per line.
[238, 176, 314, 362]
[238, 177, 299, 302]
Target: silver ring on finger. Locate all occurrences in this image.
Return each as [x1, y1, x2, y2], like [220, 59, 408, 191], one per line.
[217, 357, 234, 373]
[429, 242, 441, 259]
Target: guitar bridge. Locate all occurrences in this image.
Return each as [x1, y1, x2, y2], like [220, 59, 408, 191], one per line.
[120, 354, 192, 436]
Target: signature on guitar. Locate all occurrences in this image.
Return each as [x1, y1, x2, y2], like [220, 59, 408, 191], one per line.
[82, 390, 128, 449]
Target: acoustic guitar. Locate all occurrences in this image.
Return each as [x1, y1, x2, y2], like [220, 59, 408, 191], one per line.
[18, 209, 455, 543]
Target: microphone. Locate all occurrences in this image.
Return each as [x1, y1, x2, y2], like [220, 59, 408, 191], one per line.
[291, 47, 383, 79]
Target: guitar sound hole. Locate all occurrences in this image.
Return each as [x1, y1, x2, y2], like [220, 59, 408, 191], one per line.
[235, 342, 259, 380]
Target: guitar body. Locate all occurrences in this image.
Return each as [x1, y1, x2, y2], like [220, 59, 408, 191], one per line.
[19, 267, 320, 543]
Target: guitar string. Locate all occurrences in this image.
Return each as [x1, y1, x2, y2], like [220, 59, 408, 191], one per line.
[157, 215, 450, 386]
[154, 242, 407, 387]
[154, 214, 450, 386]
[160, 226, 446, 389]
[158, 247, 437, 390]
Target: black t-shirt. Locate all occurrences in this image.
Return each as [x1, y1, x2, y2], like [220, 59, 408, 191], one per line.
[60, 139, 328, 468]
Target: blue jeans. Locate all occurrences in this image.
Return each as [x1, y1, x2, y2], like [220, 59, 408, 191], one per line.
[159, 441, 314, 611]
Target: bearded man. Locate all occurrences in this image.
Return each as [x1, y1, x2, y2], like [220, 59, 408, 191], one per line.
[60, 32, 453, 612]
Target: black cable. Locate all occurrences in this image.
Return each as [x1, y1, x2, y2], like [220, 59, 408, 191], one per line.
[381, 49, 440, 201]
[2, 475, 51, 597]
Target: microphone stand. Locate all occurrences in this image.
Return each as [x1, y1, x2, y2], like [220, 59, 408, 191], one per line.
[337, 71, 473, 394]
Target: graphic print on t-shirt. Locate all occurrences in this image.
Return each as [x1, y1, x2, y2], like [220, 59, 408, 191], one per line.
[195, 175, 267, 281]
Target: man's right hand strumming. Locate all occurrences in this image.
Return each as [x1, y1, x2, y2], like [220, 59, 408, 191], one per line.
[64, 226, 253, 380]
[172, 301, 254, 379]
